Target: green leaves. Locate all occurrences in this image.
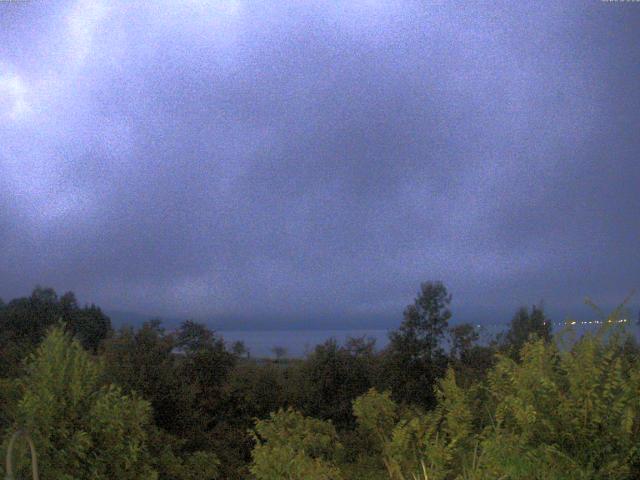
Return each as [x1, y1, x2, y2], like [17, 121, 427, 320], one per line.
[384, 281, 452, 408]
[4, 326, 157, 480]
[255, 320, 640, 480]
[250, 408, 344, 480]
[352, 373, 475, 480]
[3, 298, 640, 480]
[353, 389, 397, 449]
[481, 326, 640, 479]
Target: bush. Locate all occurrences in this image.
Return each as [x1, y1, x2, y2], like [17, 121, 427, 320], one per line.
[1, 325, 157, 480]
[250, 408, 344, 480]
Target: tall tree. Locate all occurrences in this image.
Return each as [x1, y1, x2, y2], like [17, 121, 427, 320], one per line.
[174, 321, 235, 438]
[448, 323, 495, 387]
[175, 320, 217, 353]
[231, 340, 248, 358]
[271, 346, 287, 362]
[448, 323, 479, 361]
[384, 281, 452, 408]
[102, 320, 197, 438]
[500, 304, 551, 359]
[102, 320, 222, 479]
[292, 338, 377, 428]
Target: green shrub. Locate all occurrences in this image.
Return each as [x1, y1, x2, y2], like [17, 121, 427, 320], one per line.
[250, 407, 344, 480]
[1, 326, 157, 480]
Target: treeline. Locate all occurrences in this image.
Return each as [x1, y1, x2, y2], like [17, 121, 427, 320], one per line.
[0, 283, 638, 479]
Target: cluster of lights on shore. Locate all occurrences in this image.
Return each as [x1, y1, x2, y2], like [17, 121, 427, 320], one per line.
[474, 318, 630, 329]
[566, 318, 629, 326]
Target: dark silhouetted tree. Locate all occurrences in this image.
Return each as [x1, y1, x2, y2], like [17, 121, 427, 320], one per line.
[448, 323, 495, 387]
[176, 320, 216, 352]
[271, 346, 287, 361]
[292, 338, 377, 428]
[231, 340, 248, 358]
[383, 281, 452, 408]
[102, 320, 198, 437]
[0, 287, 111, 376]
[499, 304, 551, 359]
[448, 323, 478, 361]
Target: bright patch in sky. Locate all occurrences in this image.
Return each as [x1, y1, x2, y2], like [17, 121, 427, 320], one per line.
[66, 0, 110, 65]
[0, 71, 30, 121]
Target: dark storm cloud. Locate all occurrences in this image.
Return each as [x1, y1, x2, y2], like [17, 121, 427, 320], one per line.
[1, 0, 638, 328]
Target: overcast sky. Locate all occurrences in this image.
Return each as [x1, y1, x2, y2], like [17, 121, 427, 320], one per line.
[1, 0, 638, 329]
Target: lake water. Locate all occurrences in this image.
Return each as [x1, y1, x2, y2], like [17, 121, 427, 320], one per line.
[219, 329, 391, 358]
[220, 320, 638, 358]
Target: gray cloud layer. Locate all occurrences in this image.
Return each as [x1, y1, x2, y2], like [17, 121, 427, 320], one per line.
[1, 0, 639, 328]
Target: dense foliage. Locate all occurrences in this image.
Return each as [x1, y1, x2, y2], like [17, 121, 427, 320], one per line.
[1, 284, 638, 479]
[3, 326, 156, 479]
[0, 287, 110, 378]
